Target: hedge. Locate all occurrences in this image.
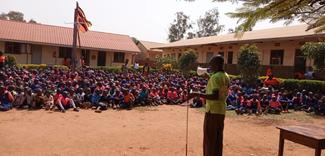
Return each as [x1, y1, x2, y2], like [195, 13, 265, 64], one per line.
[281, 79, 325, 94]
[16, 64, 69, 70]
[94, 66, 122, 73]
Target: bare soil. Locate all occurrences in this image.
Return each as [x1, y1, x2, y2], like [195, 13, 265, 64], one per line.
[0, 105, 324, 156]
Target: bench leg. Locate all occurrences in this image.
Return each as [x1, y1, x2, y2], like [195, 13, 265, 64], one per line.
[315, 148, 321, 156]
[278, 133, 284, 156]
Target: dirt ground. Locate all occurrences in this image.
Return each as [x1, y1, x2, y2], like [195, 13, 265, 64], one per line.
[0, 105, 324, 156]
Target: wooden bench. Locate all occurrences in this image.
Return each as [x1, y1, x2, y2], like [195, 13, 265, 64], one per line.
[277, 125, 325, 156]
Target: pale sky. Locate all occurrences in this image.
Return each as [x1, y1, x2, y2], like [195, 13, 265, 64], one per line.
[0, 0, 300, 43]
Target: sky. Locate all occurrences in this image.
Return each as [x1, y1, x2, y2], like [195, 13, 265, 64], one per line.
[0, 0, 300, 43]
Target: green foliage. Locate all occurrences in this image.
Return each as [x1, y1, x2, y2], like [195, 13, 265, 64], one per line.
[5, 55, 16, 66]
[301, 42, 325, 70]
[178, 50, 197, 73]
[196, 8, 224, 38]
[210, 0, 325, 35]
[168, 12, 193, 42]
[238, 44, 260, 86]
[155, 56, 177, 69]
[0, 10, 38, 23]
[94, 66, 122, 73]
[16, 64, 69, 70]
[281, 79, 325, 94]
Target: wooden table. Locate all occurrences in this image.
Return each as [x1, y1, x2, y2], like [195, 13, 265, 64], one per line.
[277, 125, 325, 156]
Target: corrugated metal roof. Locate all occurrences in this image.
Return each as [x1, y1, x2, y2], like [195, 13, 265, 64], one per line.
[139, 40, 164, 52]
[0, 19, 140, 53]
[153, 24, 325, 49]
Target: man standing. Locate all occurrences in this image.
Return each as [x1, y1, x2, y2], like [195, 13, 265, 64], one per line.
[191, 55, 230, 156]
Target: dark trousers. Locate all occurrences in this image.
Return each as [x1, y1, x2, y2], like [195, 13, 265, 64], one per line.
[203, 113, 225, 156]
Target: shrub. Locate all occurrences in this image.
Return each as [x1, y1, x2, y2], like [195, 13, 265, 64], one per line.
[5, 55, 16, 66]
[238, 44, 260, 86]
[94, 66, 121, 73]
[16, 64, 69, 70]
[281, 79, 325, 94]
[178, 50, 197, 73]
[155, 56, 177, 69]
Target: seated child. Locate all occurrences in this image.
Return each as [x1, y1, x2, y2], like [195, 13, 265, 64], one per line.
[43, 90, 54, 110]
[149, 88, 161, 105]
[32, 88, 45, 109]
[120, 89, 134, 110]
[54, 90, 79, 113]
[167, 87, 181, 105]
[138, 86, 149, 105]
[248, 96, 261, 115]
[292, 92, 302, 111]
[278, 93, 290, 113]
[0, 86, 14, 111]
[91, 89, 108, 113]
[268, 96, 282, 114]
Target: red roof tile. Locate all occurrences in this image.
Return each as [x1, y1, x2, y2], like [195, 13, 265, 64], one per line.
[0, 20, 140, 53]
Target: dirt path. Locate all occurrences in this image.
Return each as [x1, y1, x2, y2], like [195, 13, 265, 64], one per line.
[0, 105, 324, 156]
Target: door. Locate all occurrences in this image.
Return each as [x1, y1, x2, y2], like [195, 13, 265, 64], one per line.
[31, 45, 42, 64]
[97, 51, 106, 66]
[294, 49, 306, 73]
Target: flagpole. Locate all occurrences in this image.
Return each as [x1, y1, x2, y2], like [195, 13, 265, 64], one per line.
[71, 2, 79, 70]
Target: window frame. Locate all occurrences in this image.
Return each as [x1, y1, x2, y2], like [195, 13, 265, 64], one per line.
[113, 52, 125, 63]
[58, 47, 72, 58]
[5, 42, 23, 54]
[270, 50, 284, 65]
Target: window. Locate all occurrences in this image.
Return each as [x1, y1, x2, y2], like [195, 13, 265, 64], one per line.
[206, 52, 214, 63]
[5, 42, 23, 54]
[113, 52, 125, 63]
[227, 51, 233, 64]
[270, 50, 284, 65]
[59, 47, 72, 58]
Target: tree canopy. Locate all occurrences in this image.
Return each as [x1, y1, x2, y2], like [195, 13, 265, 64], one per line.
[185, 0, 325, 35]
[0, 11, 38, 23]
[196, 8, 224, 38]
[168, 12, 192, 42]
[178, 50, 198, 73]
[168, 8, 223, 42]
[238, 44, 260, 86]
[301, 42, 325, 70]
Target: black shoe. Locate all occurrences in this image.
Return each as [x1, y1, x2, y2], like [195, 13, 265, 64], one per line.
[73, 108, 80, 112]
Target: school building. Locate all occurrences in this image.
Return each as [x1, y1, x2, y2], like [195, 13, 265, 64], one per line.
[153, 25, 325, 78]
[0, 19, 140, 67]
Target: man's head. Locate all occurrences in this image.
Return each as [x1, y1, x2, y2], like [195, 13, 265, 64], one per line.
[209, 55, 224, 73]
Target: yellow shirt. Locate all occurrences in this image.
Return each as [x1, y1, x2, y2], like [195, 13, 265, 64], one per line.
[205, 72, 230, 115]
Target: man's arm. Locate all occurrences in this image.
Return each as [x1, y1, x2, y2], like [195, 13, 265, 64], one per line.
[191, 90, 219, 100]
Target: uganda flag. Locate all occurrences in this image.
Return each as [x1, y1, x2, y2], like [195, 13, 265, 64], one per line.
[76, 6, 92, 32]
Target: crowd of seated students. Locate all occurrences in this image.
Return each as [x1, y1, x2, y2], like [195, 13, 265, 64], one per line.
[0, 66, 207, 113]
[226, 77, 325, 116]
[0, 66, 324, 116]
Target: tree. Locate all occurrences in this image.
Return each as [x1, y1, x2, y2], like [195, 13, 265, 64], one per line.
[0, 11, 38, 23]
[28, 19, 37, 24]
[168, 12, 193, 42]
[178, 49, 198, 73]
[185, 0, 325, 35]
[196, 8, 224, 37]
[6, 11, 25, 22]
[238, 44, 260, 86]
[301, 42, 325, 70]
[0, 13, 7, 20]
